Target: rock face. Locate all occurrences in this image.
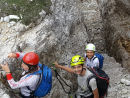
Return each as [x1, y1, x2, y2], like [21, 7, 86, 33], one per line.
[98, 0, 130, 71]
[103, 54, 130, 98]
[0, 0, 130, 98]
[36, 0, 105, 64]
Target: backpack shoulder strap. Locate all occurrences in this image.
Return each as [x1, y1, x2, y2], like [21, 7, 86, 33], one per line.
[34, 64, 44, 90]
[92, 55, 97, 61]
[26, 73, 42, 95]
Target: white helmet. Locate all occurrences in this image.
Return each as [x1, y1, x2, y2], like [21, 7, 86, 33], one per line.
[85, 43, 96, 51]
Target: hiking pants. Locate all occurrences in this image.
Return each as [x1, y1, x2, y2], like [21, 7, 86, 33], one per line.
[20, 93, 34, 98]
[81, 95, 104, 98]
[81, 95, 94, 98]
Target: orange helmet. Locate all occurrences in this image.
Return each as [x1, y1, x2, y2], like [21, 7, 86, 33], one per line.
[22, 52, 39, 66]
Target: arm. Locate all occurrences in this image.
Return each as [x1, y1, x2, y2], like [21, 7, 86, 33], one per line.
[93, 58, 99, 68]
[6, 73, 33, 89]
[1, 61, 36, 89]
[54, 61, 74, 73]
[89, 78, 99, 98]
[0, 63, 27, 89]
[8, 52, 25, 60]
[93, 88, 99, 98]
[8, 53, 17, 58]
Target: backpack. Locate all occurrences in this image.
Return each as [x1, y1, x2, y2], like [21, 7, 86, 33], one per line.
[87, 67, 109, 97]
[26, 64, 52, 97]
[94, 53, 104, 69]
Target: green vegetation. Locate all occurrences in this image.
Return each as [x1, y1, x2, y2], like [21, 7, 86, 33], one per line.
[0, 0, 51, 25]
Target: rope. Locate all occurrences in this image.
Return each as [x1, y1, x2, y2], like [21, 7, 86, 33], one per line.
[54, 69, 72, 94]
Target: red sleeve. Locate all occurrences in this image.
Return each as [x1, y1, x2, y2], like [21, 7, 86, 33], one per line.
[6, 73, 13, 80]
[16, 53, 20, 58]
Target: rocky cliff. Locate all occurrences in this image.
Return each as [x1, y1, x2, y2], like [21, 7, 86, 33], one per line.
[0, 0, 130, 98]
[98, 0, 130, 71]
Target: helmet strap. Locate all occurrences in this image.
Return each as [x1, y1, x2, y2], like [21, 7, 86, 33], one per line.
[80, 65, 86, 74]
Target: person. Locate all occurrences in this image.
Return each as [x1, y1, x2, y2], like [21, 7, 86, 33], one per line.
[84, 43, 99, 68]
[1, 52, 41, 98]
[54, 55, 99, 98]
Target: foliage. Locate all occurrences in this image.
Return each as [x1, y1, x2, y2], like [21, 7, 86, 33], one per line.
[0, 0, 51, 25]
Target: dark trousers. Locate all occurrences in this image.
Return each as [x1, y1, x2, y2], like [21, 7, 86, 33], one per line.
[20, 93, 34, 98]
[81, 95, 104, 98]
[81, 95, 94, 98]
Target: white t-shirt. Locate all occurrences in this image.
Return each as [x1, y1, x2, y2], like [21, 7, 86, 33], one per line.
[76, 69, 97, 98]
[85, 55, 99, 68]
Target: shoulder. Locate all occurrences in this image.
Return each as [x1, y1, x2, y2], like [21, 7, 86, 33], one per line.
[89, 77, 97, 91]
[86, 69, 94, 77]
[25, 74, 40, 83]
[93, 56, 99, 62]
[89, 78, 96, 85]
[24, 74, 40, 87]
[24, 73, 40, 80]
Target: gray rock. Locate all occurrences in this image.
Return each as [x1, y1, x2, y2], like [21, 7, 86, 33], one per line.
[98, 0, 130, 70]
[121, 79, 130, 86]
[0, 0, 130, 97]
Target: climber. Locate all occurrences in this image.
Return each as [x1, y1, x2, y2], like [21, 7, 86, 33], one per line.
[84, 43, 99, 68]
[0, 52, 52, 98]
[54, 55, 99, 98]
[84, 43, 104, 69]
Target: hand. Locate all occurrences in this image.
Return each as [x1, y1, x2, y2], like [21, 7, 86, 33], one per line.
[53, 61, 62, 68]
[8, 53, 17, 58]
[1, 63, 10, 73]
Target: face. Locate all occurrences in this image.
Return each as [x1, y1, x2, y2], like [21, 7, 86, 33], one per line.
[72, 65, 83, 75]
[86, 50, 94, 59]
[21, 63, 29, 71]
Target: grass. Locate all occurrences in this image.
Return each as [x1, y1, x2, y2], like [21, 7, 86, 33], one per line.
[0, 0, 51, 25]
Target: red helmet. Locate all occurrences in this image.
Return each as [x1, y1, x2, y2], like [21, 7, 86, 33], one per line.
[23, 52, 39, 66]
